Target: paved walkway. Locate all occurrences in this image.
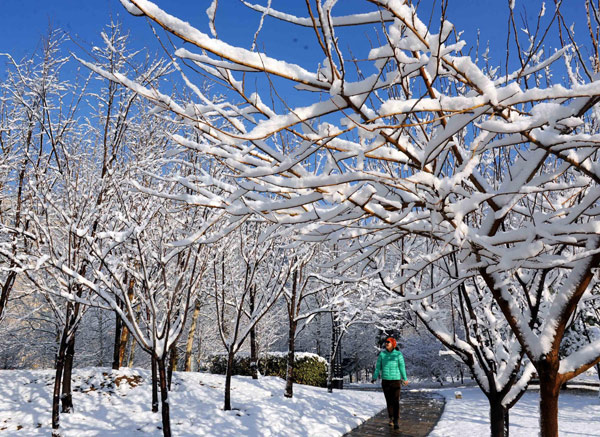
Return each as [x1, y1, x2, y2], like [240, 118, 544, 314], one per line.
[344, 390, 445, 437]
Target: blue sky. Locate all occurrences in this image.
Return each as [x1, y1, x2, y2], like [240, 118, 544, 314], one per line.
[0, 1, 583, 64]
[0, 0, 589, 110]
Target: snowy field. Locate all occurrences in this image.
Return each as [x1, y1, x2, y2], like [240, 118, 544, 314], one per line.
[428, 386, 600, 436]
[0, 368, 385, 436]
[2, 368, 599, 436]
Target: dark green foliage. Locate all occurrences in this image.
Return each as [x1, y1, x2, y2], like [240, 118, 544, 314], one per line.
[208, 353, 327, 388]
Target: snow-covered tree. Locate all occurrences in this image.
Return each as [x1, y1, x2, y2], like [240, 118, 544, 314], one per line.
[112, 2, 600, 436]
[6, 30, 99, 436]
[207, 222, 291, 410]
[378, 236, 534, 435]
[280, 243, 330, 398]
[23, 24, 173, 436]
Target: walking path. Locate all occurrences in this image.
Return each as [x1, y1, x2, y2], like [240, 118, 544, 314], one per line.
[344, 390, 445, 437]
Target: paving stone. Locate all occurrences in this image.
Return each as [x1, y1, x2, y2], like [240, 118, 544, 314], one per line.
[344, 390, 445, 437]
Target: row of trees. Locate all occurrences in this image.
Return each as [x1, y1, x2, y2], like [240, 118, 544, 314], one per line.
[0, 25, 411, 436]
[2, 1, 600, 437]
[103, 1, 600, 437]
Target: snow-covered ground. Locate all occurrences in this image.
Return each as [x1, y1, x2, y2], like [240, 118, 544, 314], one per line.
[0, 368, 385, 436]
[2, 368, 599, 436]
[428, 385, 600, 436]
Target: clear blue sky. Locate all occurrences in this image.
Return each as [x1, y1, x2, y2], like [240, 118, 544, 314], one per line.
[0, 1, 587, 79]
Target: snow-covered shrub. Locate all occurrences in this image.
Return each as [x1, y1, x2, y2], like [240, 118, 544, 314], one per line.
[208, 352, 327, 387]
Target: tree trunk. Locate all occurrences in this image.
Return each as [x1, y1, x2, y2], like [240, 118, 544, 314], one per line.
[250, 327, 259, 379]
[115, 284, 134, 369]
[61, 334, 76, 413]
[539, 369, 561, 437]
[151, 355, 159, 413]
[118, 324, 129, 368]
[157, 356, 172, 437]
[285, 269, 298, 397]
[0, 271, 17, 322]
[327, 360, 333, 393]
[127, 335, 136, 367]
[285, 319, 297, 398]
[52, 327, 69, 436]
[250, 291, 259, 380]
[184, 299, 201, 371]
[327, 315, 337, 393]
[488, 395, 509, 437]
[168, 345, 178, 390]
[112, 312, 123, 370]
[224, 349, 234, 411]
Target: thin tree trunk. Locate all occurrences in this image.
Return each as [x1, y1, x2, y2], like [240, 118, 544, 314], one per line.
[285, 268, 298, 397]
[250, 326, 258, 379]
[0, 271, 17, 322]
[151, 355, 159, 413]
[115, 282, 134, 369]
[127, 335, 135, 367]
[112, 311, 123, 370]
[61, 334, 76, 413]
[157, 356, 172, 437]
[52, 326, 69, 436]
[250, 290, 258, 380]
[168, 346, 177, 390]
[184, 299, 201, 371]
[327, 315, 337, 393]
[285, 320, 297, 398]
[118, 324, 129, 368]
[224, 349, 234, 411]
[127, 310, 141, 367]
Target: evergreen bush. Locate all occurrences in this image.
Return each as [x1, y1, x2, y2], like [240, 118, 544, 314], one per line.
[207, 352, 327, 388]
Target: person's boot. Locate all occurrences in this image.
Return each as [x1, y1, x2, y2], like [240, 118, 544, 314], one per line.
[388, 418, 394, 426]
[393, 420, 400, 430]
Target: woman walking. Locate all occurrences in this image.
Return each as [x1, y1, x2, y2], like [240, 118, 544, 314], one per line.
[372, 337, 408, 430]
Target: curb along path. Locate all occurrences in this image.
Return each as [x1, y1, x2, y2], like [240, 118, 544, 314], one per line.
[344, 390, 445, 437]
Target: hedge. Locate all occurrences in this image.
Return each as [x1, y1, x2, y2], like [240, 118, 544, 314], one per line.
[208, 352, 327, 388]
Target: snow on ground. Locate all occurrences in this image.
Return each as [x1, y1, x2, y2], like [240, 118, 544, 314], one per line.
[3, 368, 600, 436]
[428, 386, 600, 436]
[0, 367, 385, 436]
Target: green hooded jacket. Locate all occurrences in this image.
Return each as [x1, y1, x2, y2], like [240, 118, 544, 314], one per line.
[373, 349, 407, 381]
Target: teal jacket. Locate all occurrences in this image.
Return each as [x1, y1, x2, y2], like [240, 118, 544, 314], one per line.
[373, 349, 407, 381]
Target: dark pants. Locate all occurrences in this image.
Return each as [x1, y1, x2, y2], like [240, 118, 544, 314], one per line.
[382, 379, 401, 421]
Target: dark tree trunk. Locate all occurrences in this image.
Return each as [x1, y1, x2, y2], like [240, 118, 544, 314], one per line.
[151, 354, 159, 413]
[250, 325, 259, 379]
[112, 312, 123, 370]
[0, 271, 17, 322]
[61, 334, 76, 413]
[168, 346, 178, 390]
[285, 268, 298, 397]
[488, 395, 509, 437]
[52, 325, 69, 436]
[224, 349, 235, 411]
[284, 320, 297, 398]
[157, 356, 172, 437]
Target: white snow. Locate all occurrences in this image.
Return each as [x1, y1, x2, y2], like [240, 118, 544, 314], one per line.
[429, 385, 600, 436]
[3, 368, 599, 436]
[0, 367, 385, 436]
